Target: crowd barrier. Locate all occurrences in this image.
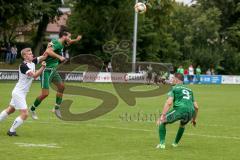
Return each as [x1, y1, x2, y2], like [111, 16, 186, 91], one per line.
[0, 70, 239, 84]
[0, 70, 83, 82]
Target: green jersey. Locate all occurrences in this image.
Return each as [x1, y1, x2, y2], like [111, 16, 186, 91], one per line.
[177, 68, 184, 74]
[168, 84, 194, 110]
[196, 67, 201, 75]
[45, 39, 64, 68]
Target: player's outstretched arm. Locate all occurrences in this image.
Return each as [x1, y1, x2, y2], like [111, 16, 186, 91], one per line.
[67, 35, 82, 45]
[27, 61, 46, 79]
[192, 101, 199, 127]
[45, 47, 65, 62]
[156, 97, 173, 126]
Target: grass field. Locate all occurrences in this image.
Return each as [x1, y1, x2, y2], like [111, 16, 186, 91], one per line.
[0, 82, 240, 160]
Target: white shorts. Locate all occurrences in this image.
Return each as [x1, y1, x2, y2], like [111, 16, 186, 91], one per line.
[9, 91, 27, 110]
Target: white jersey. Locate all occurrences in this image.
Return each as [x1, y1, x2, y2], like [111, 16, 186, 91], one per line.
[188, 67, 194, 75]
[12, 58, 39, 94]
[10, 57, 39, 110]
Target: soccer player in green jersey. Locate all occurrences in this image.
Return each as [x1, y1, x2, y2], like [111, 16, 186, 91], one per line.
[156, 73, 199, 149]
[30, 29, 82, 119]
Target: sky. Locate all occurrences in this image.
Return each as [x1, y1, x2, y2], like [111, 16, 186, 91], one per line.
[175, 0, 194, 5]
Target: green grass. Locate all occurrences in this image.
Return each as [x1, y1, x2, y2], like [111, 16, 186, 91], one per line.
[0, 82, 240, 160]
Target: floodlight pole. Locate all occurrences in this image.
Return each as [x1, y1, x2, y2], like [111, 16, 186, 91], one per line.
[132, 0, 138, 73]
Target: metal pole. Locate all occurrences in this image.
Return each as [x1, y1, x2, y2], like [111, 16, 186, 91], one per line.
[132, 0, 138, 73]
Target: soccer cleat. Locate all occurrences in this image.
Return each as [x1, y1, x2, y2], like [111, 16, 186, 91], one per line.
[156, 144, 165, 149]
[55, 109, 62, 118]
[172, 143, 178, 147]
[30, 110, 39, 120]
[7, 131, 18, 136]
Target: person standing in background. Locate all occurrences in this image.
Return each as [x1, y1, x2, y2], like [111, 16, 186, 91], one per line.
[11, 45, 18, 64]
[107, 62, 112, 72]
[188, 65, 194, 84]
[177, 65, 184, 75]
[196, 65, 201, 84]
[5, 43, 12, 64]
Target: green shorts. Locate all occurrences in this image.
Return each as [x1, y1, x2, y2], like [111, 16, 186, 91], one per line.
[40, 68, 63, 89]
[165, 107, 195, 125]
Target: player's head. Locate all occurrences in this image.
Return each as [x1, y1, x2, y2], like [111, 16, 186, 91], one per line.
[21, 48, 33, 61]
[172, 73, 184, 84]
[59, 30, 71, 42]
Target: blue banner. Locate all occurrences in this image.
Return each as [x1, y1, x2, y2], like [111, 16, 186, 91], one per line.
[184, 75, 222, 84]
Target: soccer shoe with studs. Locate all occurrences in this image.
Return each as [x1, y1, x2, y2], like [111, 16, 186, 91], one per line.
[156, 144, 165, 149]
[7, 131, 18, 137]
[30, 110, 39, 120]
[172, 143, 178, 147]
[55, 109, 62, 118]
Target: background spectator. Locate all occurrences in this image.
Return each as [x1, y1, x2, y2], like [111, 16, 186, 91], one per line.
[210, 67, 215, 75]
[177, 65, 184, 75]
[196, 65, 201, 84]
[188, 64, 194, 84]
[106, 62, 112, 72]
[206, 69, 211, 75]
[184, 68, 188, 75]
[5, 43, 12, 64]
[11, 44, 18, 63]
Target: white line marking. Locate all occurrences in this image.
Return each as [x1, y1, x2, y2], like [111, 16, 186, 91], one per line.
[26, 120, 240, 140]
[15, 142, 61, 148]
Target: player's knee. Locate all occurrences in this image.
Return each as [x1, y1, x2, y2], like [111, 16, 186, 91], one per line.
[40, 93, 49, 99]
[21, 111, 28, 120]
[58, 84, 65, 93]
[6, 107, 15, 114]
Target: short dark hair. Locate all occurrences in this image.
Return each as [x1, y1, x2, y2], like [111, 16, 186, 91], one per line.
[174, 73, 184, 81]
[59, 31, 70, 38]
[59, 26, 70, 38]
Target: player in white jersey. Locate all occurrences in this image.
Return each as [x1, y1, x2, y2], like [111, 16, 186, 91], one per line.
[0, 48, 46, 136]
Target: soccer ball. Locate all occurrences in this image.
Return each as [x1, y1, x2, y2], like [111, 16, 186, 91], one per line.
[134, 2, 147, 14]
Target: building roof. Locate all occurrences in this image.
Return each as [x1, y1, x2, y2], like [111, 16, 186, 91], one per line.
[58, 7, 71, 14]
[46, 14, 69, 33]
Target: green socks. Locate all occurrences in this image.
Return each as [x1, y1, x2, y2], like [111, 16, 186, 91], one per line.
[159, 124, 185, 146]
[30, 96, 63, 111]
[159, 124, 166, 144]
[174, 127, 185, 144]
[55, 96, 62, 110]
[31, 98, 42, 111]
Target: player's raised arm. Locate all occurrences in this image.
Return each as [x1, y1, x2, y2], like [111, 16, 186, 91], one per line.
[45, 47, 65, 62]
[26, 61, 46, 79]
[156, 97, 173, 126]
[67, 35, 82, 45]
[192, 101, 199, 127]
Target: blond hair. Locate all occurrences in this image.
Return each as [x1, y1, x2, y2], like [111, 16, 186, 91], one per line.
[21, 48, 31, 57]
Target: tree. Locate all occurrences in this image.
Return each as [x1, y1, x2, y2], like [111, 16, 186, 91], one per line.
[67, 0, 240, 74]
[0, 0, 60, 54]
[68, 0, 135, 61]
[196, 0, 240, 73]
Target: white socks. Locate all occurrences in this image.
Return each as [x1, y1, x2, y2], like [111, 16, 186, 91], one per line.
[0, 110, 25, 133]
[0, 110, 8, 121]
[9, 116, 24, 132]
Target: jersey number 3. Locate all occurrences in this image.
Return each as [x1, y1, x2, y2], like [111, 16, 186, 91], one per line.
[182, 89, 190, 100]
